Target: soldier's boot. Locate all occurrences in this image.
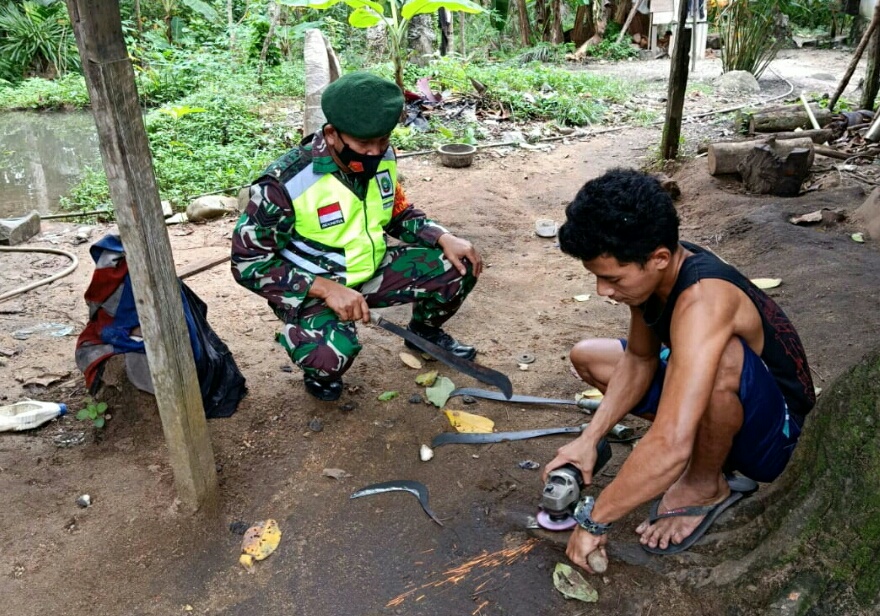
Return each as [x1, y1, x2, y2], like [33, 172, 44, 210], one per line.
[405, 321, 476, 361]
[304, 375, 344, 402]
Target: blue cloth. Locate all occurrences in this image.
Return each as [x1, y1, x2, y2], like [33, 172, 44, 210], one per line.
[621, 338, 800, 483]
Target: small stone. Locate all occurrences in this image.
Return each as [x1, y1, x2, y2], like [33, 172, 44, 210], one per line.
[518, 363, 529, 371]
[339, 402, 356, 413]
[75, 494, 92, 508]
[280, 365, 293, 373]
[419, 444, 434, 462]
[308, 418, 324, 432]
[229, 520, 249, 535]
[518, 460, 540, 470]
[462, 395, 476, 405]
[408, 394, 423, 404]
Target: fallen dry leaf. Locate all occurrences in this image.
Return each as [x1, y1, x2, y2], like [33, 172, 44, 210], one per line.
[399, 352, 423, 370]
[751, 278, 782, 290]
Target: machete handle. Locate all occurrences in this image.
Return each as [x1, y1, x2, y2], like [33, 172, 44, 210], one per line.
[576, 398, 601, 412]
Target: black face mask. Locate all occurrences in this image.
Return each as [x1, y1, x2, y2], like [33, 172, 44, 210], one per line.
[337, 136, 385, 180]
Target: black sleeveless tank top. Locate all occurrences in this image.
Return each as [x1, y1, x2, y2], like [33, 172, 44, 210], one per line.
[639, 242, 816, 418]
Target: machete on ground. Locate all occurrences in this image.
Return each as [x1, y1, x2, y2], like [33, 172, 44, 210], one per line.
[371, 314, 513, 399]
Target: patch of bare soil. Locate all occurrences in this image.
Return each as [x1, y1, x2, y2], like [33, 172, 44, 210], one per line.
[2, 49, 879, 616]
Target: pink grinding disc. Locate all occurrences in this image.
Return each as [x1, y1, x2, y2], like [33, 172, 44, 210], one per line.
[536, 510, 577, 531]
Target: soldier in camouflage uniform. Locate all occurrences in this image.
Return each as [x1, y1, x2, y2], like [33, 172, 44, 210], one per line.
[231, 72, 482, 401]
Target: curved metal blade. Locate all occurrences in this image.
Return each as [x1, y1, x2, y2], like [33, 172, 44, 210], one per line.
[350, 480, 444, 527]
[449, 387, 600, 411]
[432, 424, 587, 448]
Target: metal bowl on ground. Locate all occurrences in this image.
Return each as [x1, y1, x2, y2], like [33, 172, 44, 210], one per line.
[437, 143, 476, 168]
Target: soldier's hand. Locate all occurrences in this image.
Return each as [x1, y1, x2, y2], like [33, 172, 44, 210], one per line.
[316, 279, 371, 323]
[438, 233, 483, 278]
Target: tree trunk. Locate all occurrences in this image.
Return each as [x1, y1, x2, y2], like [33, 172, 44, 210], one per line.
[438, 8, 452, 56]
[459, 12, 466, 55]
[708, 137, 816, 175]
[737, 141, 813, 196]
[135, 0, 142, 36]
[257, 1, 279, 84]
[614, 0, 630, 24]
[572, 3, 595, 47]
[227, 0, 235, 50]
[709, 349, 880, 613]
[861, 25, 880, 111]
[535, 0, 550, 41]
[549, 0, 564, 43]
[408, 14, 435, 66]
[514, 0, 531, 45]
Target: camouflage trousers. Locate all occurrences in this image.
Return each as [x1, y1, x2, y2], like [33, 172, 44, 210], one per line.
[275, 246, 477, 381]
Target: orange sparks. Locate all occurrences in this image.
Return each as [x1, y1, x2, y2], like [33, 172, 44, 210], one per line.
[385, 538, 538, 608]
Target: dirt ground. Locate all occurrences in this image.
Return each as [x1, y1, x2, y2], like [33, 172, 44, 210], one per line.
[3, 50, 880, 616]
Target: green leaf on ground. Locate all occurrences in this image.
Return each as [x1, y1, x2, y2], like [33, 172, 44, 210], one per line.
[425, 376, 455, 407]
[552, 563, 598, 603]
[377, 391, 399, 401]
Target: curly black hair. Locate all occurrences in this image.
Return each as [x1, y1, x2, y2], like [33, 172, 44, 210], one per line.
[558, 168, 680, 266]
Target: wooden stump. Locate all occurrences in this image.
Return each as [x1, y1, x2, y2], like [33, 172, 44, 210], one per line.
[737, 142, 813, 197]
[708, 137, 815, 175]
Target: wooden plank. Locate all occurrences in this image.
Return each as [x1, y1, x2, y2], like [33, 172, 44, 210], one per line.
[660, 0, 692, 160]
[65, 0, 217, 511]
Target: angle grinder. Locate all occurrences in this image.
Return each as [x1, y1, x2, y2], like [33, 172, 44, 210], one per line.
[537, 438, 612, 531]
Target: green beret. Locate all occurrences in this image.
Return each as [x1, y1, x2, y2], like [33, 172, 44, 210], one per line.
[322, 72, 404, 139]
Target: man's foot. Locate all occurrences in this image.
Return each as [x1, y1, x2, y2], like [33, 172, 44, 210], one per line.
[304, 376, 343, 402]
[405, 322, 476, 360]
[635, 477, 732, 554]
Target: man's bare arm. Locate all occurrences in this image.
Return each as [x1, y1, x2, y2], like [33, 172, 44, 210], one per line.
[589, 281, 741, 523]
[543, 307, 660, 483]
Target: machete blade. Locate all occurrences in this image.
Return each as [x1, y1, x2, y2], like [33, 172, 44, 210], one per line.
[431, 424, 587, 448]
[371, 315, 513, 399]
[350, 479, 444, 526]
[448, 387, 600, 412]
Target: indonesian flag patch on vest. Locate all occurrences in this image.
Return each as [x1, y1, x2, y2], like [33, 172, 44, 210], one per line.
[317, 202, 344, 228]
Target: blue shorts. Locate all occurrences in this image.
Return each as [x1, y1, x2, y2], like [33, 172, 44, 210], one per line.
[620, 338, 802, 483]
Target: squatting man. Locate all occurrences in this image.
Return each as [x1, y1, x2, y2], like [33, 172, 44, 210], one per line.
[544, 168, 815, 569]
[231, 72, 481, 402]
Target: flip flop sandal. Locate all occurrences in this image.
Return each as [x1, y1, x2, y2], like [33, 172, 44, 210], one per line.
[725, 473, 759, 496]
[641, 491, 745, 555]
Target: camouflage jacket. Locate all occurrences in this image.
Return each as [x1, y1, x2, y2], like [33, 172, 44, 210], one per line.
[231, 131, 449, 321]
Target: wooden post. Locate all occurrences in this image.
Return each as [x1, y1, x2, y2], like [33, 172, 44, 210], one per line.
[660, 0, 692, 160]
[616, 0, 641, 44]
[862, 18, 880, 111]
[829, 0, 880, 111]
[65, 0, 218, 511]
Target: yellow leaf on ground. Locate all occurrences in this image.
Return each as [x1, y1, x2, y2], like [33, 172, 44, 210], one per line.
[399, 352, 423, 369]
[444, 410, 495, 433]
[240, 519, 281, 568]
[576, 387, 603, 401]
[751, 278, 782, 290]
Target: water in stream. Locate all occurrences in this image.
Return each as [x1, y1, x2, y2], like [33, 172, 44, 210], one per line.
[0, 110, 101, 219]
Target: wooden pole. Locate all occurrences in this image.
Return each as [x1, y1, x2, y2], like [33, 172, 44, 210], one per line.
[616, 0, 641, 44]
[661, 0, 692, 160]
[829, 1, 880, 112]
[65, 0, 218, 512]
[861, 18, 880, 111]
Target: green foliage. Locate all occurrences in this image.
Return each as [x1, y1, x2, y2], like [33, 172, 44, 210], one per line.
[408, 57, 631, 126]
[66, 82, 296, 210]
[718, 0, 786, 78]
[778, 0, 840, 31]
[0, 0, 80, 83]
[0, 73, 89, 109]
[590, 23, 638, 61]
[76, 400, 108, 429]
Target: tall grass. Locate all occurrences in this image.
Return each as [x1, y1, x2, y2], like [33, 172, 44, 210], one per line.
[718, 0, 786, 78]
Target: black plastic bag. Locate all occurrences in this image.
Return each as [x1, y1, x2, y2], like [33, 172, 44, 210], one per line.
[181, 283, 247, 418]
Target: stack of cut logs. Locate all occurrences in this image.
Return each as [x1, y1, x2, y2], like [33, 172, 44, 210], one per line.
[707, 101, 879, 197]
